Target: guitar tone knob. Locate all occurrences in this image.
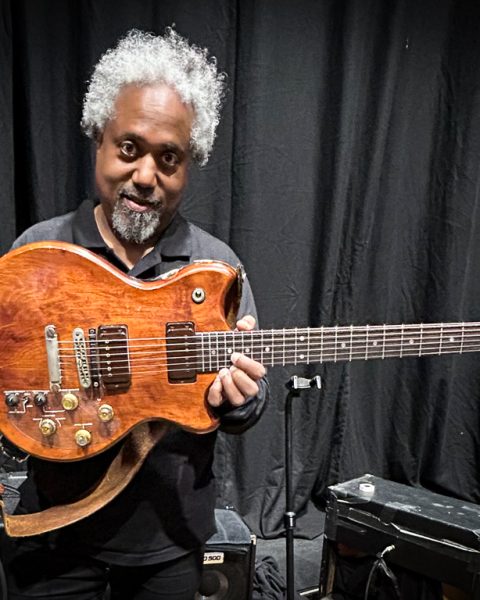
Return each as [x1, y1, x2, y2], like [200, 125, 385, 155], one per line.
[75, 429, 91, 447]
[62, 392, 79, 411]
[39, 418, 56, 437]
[98, 404, 114, 422]
[5, 393, 19, 407]
[34, 392, 47, 407]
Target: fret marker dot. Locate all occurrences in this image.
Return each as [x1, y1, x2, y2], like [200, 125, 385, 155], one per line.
[300, 336, 305, 342]
[265, 347, 270, 353]
[341, 342, 346, 349]
[211, 350, 216, 356]
[449, 337, 454, 343]
[227, 348, 232, 354]
[246, 348, 250, 353]
[409, 339, 414, 345]
[300, 353, 305, 359]
[373, 341, 378, 346]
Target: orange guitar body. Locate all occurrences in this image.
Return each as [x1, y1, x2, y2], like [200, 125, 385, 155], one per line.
[0, 241, 241, 461]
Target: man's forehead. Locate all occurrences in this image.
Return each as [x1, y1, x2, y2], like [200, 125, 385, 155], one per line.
[103, 83, 194, 142]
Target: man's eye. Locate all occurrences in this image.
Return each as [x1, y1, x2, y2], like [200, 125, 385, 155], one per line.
[119, 141, 137, 157]
[162, 152, 179, 167]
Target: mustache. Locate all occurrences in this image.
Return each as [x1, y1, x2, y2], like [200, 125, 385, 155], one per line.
[119, 187, 163, 206]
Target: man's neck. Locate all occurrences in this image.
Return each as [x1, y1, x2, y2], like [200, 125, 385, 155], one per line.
[94, 205, 156, 270]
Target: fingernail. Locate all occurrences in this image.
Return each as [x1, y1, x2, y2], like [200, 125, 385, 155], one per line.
[231, 352, 241, 364]
[219, 368, 230, 380]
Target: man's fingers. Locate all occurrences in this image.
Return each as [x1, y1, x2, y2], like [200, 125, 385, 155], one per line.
[207, 375, 224, 407]
[219, 367, 258, 407]
[231, 352, 266, 379]
[236, 315, 256, 331]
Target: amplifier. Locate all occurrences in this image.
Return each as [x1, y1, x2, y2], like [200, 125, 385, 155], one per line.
[320, 474, 480, 598]
[196, 508, 256, 600]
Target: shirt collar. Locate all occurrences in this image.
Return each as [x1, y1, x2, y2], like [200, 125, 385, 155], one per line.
[71, 198, 193, 275]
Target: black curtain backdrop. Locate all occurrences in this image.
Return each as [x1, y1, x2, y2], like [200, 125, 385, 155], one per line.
[2, 0, 480, 540]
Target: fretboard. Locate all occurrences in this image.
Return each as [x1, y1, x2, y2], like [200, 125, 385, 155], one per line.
[195, 322, 480, 372]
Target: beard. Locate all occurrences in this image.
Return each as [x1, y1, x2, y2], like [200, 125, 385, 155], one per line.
[111, 190, 165, 244]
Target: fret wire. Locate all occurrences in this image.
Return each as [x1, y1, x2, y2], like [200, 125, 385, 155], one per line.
[439, 323, 443, 355]
[461, 323, 465, 353]
[271, 329, 274, 367]
[365, 324, 369, 360]
[320, 326, 323, 363]
[294, 327, 297, 366]
[349, 325, 353, 362]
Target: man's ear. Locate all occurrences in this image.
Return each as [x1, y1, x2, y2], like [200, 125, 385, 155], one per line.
[94, 129, 104, 148]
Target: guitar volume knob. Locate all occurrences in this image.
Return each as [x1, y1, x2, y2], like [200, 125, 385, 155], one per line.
[62, 393, 79, 411]
[39, 418, 56, 437]
[75, 429, 92, 447]
[98, 404, 114, 422]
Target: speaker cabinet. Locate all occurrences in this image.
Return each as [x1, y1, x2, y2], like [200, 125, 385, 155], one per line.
[320, 475, 480, 599]
[196, 508, 256, 600]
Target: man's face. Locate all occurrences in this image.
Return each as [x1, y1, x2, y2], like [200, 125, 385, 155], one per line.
[95, 83, 194, 245]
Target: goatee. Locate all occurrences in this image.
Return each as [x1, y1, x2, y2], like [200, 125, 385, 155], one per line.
[111, 197, 164, 244]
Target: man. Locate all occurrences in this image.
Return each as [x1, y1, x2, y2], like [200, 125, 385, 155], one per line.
[2, 29, 268, 599]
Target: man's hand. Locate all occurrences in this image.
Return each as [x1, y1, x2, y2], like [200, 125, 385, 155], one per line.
[207, 315, 266, 408]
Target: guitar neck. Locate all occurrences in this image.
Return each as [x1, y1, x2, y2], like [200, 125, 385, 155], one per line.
[196, 322, 480, 371]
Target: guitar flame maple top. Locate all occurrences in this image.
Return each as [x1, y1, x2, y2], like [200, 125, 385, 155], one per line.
[0, 241, 240, 461]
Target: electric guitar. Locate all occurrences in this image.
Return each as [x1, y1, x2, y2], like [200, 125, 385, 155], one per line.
[0, 241, 478, 462]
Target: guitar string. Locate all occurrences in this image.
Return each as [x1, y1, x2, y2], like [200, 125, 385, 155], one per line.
[54, 326, 480, 357]
[55, 328, 480, 361]
[51, 344, 480, 380]
[54, 322, 480, 348]
[56, 335, 480, 369]
[53, 341, 480, 377]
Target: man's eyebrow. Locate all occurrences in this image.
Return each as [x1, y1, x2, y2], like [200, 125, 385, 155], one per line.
[116, 133, 186, 153]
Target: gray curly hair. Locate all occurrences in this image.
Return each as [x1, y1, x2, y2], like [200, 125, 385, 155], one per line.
[81, 28, 226, 166]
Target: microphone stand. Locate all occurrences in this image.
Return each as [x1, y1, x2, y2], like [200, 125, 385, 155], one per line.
[284, 375, 322, 600]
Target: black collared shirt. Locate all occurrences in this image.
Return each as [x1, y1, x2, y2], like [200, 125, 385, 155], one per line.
[11, 199, 267, 565]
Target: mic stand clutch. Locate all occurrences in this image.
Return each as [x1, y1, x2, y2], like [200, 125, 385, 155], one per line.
[284, 375, 321, 600]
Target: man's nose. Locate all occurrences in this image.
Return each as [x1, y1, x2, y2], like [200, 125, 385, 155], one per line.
[132, 155, 157, 188]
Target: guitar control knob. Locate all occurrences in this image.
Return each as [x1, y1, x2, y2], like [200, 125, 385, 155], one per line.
[34, 392, 47, 407]
[98, 404, 114, 422]
[5, 393, 19, 407]
[62, 393, 79, 411]
[75, 429, 92, 447]
[39, 419, 57, 437]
